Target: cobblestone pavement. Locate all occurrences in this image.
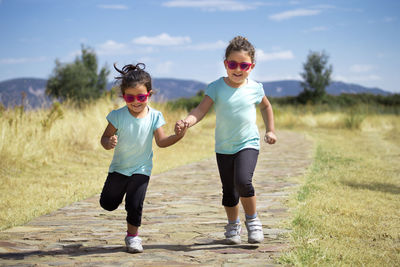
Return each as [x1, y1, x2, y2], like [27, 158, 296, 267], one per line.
[0, 131, 313, 266]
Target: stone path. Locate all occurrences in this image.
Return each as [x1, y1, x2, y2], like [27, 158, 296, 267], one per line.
[0, 131, 312, 266]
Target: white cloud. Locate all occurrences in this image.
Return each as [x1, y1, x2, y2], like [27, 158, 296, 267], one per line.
[97, 40, 130, 55]
[256, 49, 294, 61]
[97, 5, 128, 10]
[349, 64, 374, 73]
[184, 40, 227, 50]
[0, 56, 47, 64]
[269, 9, 321, 21]
[162, 0, 260, 11]
[133, 33, 191, 46]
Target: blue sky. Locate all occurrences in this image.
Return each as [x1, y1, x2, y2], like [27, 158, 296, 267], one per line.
[0, 0, 399, 93]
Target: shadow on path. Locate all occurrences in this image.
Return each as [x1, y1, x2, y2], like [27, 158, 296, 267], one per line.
[0, 240, 260, 260]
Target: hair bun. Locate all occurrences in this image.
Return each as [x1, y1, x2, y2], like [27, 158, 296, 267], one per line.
[113, 63, 146, 75]
[135, 63, 145, 71]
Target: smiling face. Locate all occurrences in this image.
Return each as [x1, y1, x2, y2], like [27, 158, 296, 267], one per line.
[224, 50, 255, 88]
[124, 84, 151, 118]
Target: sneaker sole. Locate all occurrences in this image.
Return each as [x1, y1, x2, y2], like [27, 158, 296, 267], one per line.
[225, 237, 241, 245]
[127, 247, 143, 253]
[248, 237, 264, 244]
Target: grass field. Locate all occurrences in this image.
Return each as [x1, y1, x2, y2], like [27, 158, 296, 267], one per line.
[1, 99, 399, 266]
[275, 108, 400, 266]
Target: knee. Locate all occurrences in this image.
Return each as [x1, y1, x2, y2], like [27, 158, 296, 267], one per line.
[235, 181, 254, 197]
[99, 197, 119, 211]
[221, 187, 239, 207]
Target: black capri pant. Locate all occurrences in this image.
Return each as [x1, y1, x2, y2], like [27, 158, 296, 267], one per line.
[216, 148, 259, 207]
[99, 172, 149, 227]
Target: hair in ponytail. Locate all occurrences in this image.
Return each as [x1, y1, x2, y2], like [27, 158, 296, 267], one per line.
[113, 63, 152, 95]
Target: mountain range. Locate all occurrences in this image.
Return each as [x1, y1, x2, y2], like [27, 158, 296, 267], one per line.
[0, 77, 391, 109]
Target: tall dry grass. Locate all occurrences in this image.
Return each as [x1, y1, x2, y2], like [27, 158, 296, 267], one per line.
[271, 105, 371, 130]
[0, 98, 215, 230]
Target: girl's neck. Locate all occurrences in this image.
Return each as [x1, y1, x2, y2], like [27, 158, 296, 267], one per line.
[224, 77, 247, 88]
[128, 105, 149, 118]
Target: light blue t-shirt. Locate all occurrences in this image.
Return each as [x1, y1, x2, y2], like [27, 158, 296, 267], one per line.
[106, 105, 165, 176]
[206, 77, 265, 154]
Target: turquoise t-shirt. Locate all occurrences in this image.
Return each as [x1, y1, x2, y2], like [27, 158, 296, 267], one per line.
[206, 77, 265, 154]
[106, 105, 165, 176]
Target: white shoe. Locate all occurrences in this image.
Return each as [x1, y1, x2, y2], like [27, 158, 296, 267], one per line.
[245, 217, 264, 243]
[224, 222, 241, 244]
[125, 235, 143, 253]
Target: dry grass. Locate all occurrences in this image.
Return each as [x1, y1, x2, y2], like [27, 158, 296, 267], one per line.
[277, 107, 400, 266]
[0, 98, 215, 230]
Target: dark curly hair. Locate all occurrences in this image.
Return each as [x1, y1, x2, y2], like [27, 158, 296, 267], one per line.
[113, 63, 152, 95]
[224, 36, 256, 63]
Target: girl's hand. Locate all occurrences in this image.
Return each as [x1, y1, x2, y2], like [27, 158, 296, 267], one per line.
[174, 120, 182, 135]
[264, 131, 277, 144]
[175, 120, 189, 136]
[108, 135, 118, 149]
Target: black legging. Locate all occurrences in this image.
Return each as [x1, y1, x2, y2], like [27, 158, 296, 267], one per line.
[99, 172, 149, 227]
[216, 148, 259, 207]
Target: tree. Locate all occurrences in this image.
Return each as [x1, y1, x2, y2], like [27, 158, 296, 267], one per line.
[46, 45, 109, 104]
[298, 51, 333, 104]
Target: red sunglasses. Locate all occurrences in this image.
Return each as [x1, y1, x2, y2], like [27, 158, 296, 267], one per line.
[123, 93, 150, 103]
[225, 60, 253, 71]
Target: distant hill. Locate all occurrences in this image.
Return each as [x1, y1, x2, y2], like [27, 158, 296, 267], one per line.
[0, 78, 50, 109]
[0, 77, 392, 109]
[262, 80, 391, 97]
[109, 78, 207, 102]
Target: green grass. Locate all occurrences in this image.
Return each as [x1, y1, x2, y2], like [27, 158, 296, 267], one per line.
[279, 121, 400, 266]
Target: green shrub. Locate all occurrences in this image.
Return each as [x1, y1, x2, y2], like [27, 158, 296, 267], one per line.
[167, 90, 205, 111]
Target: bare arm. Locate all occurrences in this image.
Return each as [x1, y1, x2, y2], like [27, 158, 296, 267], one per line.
[183, 95, 214, 127]
[259, 96, 277, 144]
[154, 125, 187, 148]
[101, 123, 118, 150]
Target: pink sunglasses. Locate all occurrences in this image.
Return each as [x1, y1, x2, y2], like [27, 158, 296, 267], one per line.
[225, 60, 253, 71]
[123, 93, 150, 103]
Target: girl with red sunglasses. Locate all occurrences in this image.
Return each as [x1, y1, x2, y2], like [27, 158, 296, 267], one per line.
[176, 36, 277, 245]
[100, 63, 188, 253]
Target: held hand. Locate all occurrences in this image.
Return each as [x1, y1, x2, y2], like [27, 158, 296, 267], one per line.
[174, 120, 182, 135]
[264, 131, 277, 144]
[175, 120, 189, 136]
[108, 135, 118, 149]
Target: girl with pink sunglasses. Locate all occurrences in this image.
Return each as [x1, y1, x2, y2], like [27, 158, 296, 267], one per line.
[176, 36, 277, 245]
[100, 63, 188, 253]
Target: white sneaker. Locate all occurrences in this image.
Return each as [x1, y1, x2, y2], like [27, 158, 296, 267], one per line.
[125, 235, 143, 253]
[224, 222, 241, 244]
[245, 217, 264, 243]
